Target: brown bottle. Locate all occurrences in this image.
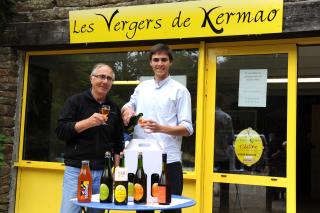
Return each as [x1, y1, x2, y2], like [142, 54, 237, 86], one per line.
[133, 152, 147, 204]
[151, 173, 159, 197]
[158, 153, 171, 205]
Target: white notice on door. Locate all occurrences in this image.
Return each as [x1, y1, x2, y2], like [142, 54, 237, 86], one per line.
[238, 69, 267, 107]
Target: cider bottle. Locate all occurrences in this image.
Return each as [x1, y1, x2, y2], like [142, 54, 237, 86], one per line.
[124, 113, 143, 133]
[134, 152, 147, 204]
[114, 152, 128, 205]
[100, 151, 113, 203]
[77, 160, 92, 202]
[158, 153, 171, 205]
[128, 173, 134, 202]
[151, 173, 159, 198]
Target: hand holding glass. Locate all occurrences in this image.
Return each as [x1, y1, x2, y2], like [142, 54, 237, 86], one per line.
[100, 105, 110, 125]
[138, 118, 152, 133]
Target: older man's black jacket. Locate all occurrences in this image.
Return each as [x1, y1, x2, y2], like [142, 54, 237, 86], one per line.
[56, 89, 124, 169]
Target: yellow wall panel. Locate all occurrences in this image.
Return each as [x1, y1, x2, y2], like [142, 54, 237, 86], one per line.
[15, 168, 64, 213]
[15, 167, 196, 213]
[181, 179, 196, 213]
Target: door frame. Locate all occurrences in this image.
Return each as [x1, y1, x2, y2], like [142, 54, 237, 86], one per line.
[202, 43, 297, 213]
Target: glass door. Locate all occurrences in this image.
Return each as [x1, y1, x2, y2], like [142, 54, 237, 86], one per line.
[203, 44, 297, 213]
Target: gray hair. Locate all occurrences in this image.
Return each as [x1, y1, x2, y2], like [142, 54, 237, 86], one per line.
[90, 63, 115, 80]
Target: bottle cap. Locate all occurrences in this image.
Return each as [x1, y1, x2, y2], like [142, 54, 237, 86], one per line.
[128, 173, 134, 181]
[81, 160, 90, 164]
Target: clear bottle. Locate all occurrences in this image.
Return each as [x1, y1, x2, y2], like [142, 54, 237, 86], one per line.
[158, 153, 171, 205]
[114, 152, 128, 205]
[100, 151, 113, 203]
[124, 113, 143, 133]
[77, 160, 92, 202]
[133, 152, 147, 204]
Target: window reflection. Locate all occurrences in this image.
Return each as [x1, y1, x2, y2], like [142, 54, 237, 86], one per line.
[214, 54, 287, 177]
[23, 49, 198, 171]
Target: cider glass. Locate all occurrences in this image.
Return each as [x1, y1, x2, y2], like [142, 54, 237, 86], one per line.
[100, 105, 110, 125]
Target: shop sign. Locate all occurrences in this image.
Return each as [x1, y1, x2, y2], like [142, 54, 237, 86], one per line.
[69, 0, 283, 43]
[234, 128, 264, 167]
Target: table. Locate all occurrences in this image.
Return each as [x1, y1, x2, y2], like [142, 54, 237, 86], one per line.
[72, 194, 196, 212]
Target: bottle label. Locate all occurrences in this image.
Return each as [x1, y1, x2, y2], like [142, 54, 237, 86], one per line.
[80, 181, 90, 200]
[158, 186, 166, 203]
[134, 183, 144, 201]
[115, 185, 127, 203]
[152, 183, 159, 197]
[115, 167, 128, 181]
[99, 184, 109, 201]
[128, 182, 134, 197]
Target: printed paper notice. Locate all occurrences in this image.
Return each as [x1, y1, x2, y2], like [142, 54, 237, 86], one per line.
[238, 69, 267, 107]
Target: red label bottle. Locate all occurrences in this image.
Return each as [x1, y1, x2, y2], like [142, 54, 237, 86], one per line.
[77, 160, 92, 202]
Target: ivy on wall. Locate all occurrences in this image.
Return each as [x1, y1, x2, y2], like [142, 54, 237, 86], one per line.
[0, 0, 15, 32]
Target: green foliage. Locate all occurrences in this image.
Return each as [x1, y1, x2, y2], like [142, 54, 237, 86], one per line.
[0, 0, 15, 32]
[0, 134, 11, 166]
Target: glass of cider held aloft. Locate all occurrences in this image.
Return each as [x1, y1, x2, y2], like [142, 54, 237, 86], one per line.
[100, 105, 110, 125]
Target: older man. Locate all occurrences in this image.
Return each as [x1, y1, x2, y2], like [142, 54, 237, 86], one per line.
[56, 63, 124, 213]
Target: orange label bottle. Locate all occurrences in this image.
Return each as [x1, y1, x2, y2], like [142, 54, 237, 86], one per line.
[158, 153, 171, 205]
[133, 152, 147, 204]
[77, 160, 92, 202]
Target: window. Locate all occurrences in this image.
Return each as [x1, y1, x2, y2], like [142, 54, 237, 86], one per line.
[23, 48, 198, 170]
[214, 54, 288, 177]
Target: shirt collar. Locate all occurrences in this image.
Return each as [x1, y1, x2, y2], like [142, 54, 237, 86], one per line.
[154, 76, 171, 89]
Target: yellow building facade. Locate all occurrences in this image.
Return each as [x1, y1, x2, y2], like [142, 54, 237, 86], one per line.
[2, 1, 320, 213]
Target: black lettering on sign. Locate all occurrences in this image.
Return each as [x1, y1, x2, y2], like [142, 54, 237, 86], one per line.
[154, 19, 162, 29]
[200, 6, 280, 35]
[88, 23, 94, 32]
[268, 9, 279, 21]
[172, 11, 191, 28]
[73, 20, 79, 33]
[95, 9, 120, 31]
[237, 12, 253, 23]
[200, 7, 224, 34]
[73, 20, 95, 33]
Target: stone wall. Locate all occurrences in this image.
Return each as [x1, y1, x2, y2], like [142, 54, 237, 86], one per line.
[1, 0, 320, 213]
[0, 47, 18, 213]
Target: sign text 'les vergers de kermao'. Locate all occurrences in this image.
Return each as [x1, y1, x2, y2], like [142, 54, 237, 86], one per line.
[69, 0, 283, 43]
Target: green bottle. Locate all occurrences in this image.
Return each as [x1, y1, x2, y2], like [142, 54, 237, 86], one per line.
[125, 113, 143, 133]
[128, 173, 134, 202]
[100, 151, 113, 203]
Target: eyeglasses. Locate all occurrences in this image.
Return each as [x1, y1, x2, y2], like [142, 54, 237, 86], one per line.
[151, 57, 169, 62]
[92, 74, 113, 81]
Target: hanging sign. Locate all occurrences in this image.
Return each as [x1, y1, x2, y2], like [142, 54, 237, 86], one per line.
[69, 0, 283, 43]
[234, 128, 264, 167]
